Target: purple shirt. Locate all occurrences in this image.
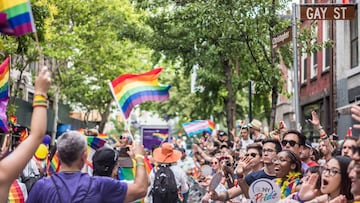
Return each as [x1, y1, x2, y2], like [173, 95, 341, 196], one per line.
[27, 172, 128, 203]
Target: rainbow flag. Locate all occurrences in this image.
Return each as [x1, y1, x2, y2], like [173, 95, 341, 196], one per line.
[153, 132, 168, 140]
[0, 57, 9, 133]
[182, 120, 215, 137]
[8, 180, 25, 203]
[144, 156, 153, 174]
[87, 136, 106, 150]
[109, 68, 171, 119]
[236, 120, 246, 128]
[9, 115, 16, 125]
[0, 0, 36, 37]
[19, 128, 28, 142]
[46, 152, 60, 176]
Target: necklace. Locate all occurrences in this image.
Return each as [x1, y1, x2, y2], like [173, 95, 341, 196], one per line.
[275, 171, 301, 199]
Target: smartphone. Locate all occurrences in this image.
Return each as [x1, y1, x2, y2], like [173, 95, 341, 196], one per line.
[117, 147, 130, 157]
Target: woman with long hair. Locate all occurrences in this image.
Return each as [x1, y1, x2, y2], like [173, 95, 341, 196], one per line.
[295, 155, 353, 202]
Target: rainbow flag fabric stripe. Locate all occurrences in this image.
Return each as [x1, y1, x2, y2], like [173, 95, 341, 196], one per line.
[153, 132, 168, 140]
[109, 68, 171, 119]
[0, 57, 9, 133]
[46, 152, 60, 176]
[87, 136, 106, 150]
[0, 0, 36, 37]
[182, 120, 215, 137]
[8, 180, 25, 203]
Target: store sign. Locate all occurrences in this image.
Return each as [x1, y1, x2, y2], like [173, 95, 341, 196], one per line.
[300, 4, 355, 20]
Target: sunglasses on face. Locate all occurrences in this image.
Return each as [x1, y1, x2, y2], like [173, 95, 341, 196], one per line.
[245, 153, 258, 158]
[211, 161, 219, 165]
[281, 140, 298, 147]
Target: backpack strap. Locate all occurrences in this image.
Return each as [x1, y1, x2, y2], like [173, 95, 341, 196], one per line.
[50, 175, 63, 203]
[79, 176, 93, 203]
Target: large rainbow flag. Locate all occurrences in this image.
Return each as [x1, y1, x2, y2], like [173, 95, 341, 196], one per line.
[182, 119, 215, 137]
[0, 57, 9, 133]
[109, 68, 171, 119]
[0, 0, 36, 36]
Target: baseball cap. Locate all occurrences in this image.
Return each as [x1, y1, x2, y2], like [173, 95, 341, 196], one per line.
[92, 147, 118, 177]
[305, 140, 312, 149]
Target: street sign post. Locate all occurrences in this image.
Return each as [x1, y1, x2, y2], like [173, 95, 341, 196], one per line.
[300, 4, 355, 20]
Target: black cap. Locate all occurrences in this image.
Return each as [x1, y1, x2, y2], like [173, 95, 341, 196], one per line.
[92, 147, 118, 177]
[305, 140, 312, 149]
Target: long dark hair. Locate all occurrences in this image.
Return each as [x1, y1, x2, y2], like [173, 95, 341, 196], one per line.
[333, 156, 353, 200]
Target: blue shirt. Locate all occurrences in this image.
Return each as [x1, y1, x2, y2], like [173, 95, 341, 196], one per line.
[27, 172, 128, 203]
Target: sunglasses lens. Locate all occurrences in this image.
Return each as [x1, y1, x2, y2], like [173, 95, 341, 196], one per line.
[289, 141, 296, 147]
[251, 153, 257, 157]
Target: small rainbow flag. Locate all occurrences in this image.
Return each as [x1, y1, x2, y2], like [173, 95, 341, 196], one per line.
[153, 132, 168, 140]
[144, 156, 153, 174]
[236, 120, 246, 128]
[9, 115, 16, 125]
[8, 180, 25, 203]
[109, 68, 171, 119]
[87, 136, 106, 150]
[46, 152, 60, 176]
[0, 0, 36, 37]
[0, 57, 9, 133]
[19, 128, 28, 142]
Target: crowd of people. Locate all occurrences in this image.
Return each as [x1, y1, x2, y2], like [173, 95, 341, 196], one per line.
[0, 66, 360, 203]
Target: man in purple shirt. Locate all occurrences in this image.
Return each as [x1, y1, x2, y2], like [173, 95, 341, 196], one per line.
[27, 131, 149, 203]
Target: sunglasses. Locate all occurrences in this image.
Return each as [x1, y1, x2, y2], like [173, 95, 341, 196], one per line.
[211, 161, 219, 165]
[245, 153, 258, 158]
[281, 140, 298, 147]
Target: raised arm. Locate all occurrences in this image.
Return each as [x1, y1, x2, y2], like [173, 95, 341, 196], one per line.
[308, 111, 334, 155]
[0, 67, 51, 201]
[124, 143, 149, 203]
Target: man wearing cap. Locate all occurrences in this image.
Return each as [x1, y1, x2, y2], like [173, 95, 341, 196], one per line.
[146, 143, 189, 203]
[300, 140, 319, 167]
[92, 147, 119, 178]
[248, 119, 266, 142]
[27, 131, 149, 202]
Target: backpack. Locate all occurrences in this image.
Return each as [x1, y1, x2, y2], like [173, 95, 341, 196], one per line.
[151, 164, 178, 203]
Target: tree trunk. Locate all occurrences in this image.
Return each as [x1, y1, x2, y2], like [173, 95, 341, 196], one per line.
[222, 54, 236, 140]
[98, 100, 112, 133]
[269, 84, 278, 131]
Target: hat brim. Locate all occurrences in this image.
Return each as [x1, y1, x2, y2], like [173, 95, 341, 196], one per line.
[153, 148, 182, 164]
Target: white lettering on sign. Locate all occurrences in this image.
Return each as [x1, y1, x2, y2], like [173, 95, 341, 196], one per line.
[306, 7, 327, 19]
[333, 7, 347, 19]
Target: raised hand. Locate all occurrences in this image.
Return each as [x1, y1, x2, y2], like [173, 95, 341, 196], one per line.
[298, 173, 319, 201]
[308, 111, 320, 128]
[351, 105, 360, 129]
[34, 67, 51, 95]
[235, 156, 251, 177]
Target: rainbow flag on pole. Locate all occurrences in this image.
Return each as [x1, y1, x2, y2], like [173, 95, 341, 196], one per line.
[0, 0, 36, 36]
[109, 68, 171, 119]
[46, 152, 60, 176]
[182, 119, 215, 137]
[0, 57, 9, 133]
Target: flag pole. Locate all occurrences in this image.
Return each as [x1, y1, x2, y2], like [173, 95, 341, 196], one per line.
[108, 80, 135, 142]
[33, 32, 44, 72]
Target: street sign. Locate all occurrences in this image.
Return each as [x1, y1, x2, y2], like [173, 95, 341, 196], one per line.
[272, 27, 292, 49]
[300, 4, 355, 20]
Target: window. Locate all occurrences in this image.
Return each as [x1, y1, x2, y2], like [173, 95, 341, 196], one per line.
[301, 54, 307, 84]
[311, 23, 318, 79]
[351, 10, 358, 68]
[323, 20, 331, 71]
